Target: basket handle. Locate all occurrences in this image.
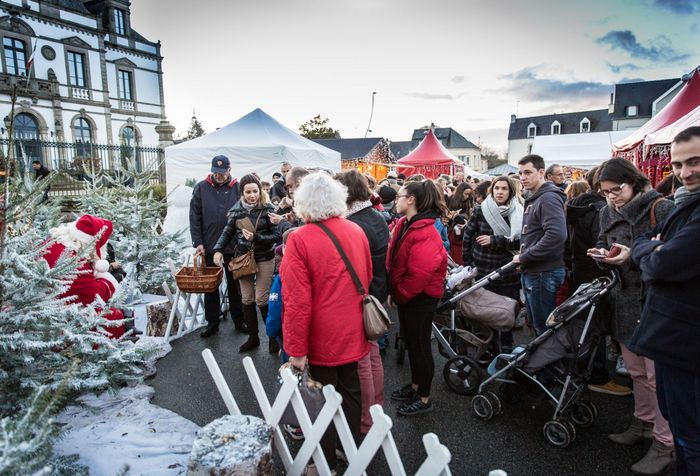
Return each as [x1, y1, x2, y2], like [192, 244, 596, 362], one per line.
[193, 253, 203, 275]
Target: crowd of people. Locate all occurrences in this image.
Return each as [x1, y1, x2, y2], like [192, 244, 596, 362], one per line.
[188, 126, 700, 476]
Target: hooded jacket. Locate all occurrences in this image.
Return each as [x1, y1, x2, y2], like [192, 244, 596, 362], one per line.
[189, 175, 240, 254]
[387, 213, 448, 304]
[519, 182, 567, 273]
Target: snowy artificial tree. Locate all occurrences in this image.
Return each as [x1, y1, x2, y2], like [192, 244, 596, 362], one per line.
[79, 158, 184, 302]
[0, 158, 149, 473]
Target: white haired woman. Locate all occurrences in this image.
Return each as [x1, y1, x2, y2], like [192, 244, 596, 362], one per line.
[281, 172, 372, 472]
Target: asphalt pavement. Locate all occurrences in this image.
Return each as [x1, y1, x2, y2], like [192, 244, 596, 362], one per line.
[149, 313, 673, 476]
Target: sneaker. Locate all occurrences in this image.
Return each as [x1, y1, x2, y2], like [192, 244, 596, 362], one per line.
[588, 380, 633, 396]
[397, 398, 433, 416]
[283, 424, 304, 440]
[616, 356, 630, 377]
[391, 384, 416, 402]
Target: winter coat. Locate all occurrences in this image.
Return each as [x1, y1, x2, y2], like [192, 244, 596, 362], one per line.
[566, 192, 607, 288]
[347, 206, 390, 303]
[387, 214, 448, 304]
[189, 175, 240, 254]
[628, 193, 700, 372]
[462, 205, 520, 287]
[213, 201, 281, 262]
[270, 178, 286, 201]
[434, 219, 450, 251]
[281, 217, 371, 366]
[519, 182, 567, 273]
[266, 274, 283, 339]
[596, 190, 674, 345]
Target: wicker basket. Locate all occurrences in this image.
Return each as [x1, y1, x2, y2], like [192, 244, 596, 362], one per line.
[175, 254, 223, 293]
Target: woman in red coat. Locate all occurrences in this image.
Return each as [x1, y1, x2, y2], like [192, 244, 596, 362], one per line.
[280, 172, 371, 472]
[387, 180, 448, 416]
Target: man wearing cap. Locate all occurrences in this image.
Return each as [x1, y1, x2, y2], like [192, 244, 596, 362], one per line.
[189, 155, 245, 337]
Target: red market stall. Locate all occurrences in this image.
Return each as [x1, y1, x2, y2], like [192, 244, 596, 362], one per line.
[397, 129, 464, 179]
[613, 69, 700, 186]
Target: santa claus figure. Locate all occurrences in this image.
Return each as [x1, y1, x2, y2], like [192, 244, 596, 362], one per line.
[43, 214, 125, 339]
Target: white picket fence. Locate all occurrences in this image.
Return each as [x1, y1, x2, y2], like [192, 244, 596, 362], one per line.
[202, 349, 453, 476]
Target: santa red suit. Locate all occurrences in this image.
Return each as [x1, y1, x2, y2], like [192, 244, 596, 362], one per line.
[43, 214, 125, 339]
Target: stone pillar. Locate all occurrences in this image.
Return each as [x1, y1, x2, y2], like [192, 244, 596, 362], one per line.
[155, 119, 175, 183]
[187, 415, 273, 476]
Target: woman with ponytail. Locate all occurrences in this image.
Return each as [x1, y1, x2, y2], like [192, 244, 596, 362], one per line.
[387, 179, 448, 416]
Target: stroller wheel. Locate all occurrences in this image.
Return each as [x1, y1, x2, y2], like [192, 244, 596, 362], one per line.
[571, 401, 597, 428]
[472, 394, 495, 421]
[543, 420, 574, 448]
[443, 356, 483, 395]
[485, 391, 502, 416]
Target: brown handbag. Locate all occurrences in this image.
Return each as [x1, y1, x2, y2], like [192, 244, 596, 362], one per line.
[228, 210, 262, 279]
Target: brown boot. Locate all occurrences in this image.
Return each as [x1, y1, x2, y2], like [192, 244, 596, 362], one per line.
[238, 304, 260, 352]
[630, 439, 675, 475]
[609, 417, 654, 445]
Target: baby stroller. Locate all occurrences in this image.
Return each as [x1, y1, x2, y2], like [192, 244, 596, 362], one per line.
[470, 271, 619, 448]
[433, 261, 520, 395]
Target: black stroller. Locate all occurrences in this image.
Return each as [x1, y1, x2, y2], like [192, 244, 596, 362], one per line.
[470, 271, 619, 448]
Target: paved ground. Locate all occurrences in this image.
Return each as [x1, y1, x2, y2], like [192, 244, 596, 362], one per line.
[149, 314, 673, 476]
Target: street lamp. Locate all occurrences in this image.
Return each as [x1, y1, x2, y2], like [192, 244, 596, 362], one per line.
[364, 91, 376, 138]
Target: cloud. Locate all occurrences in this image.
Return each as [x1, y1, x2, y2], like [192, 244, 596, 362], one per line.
[607, 62, 642, 73]
[405, 92, 462, 100]
[692, 23, 700, 33]
[451, 76, 465, 84]
[654, 0, 700, 14]
[597, 30, 690, 63]
[498, 67, 611, 102]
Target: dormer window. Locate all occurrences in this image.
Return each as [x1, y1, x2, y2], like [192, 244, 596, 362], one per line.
[551, 120, 561, 135]
[580, 117, 590, 133]
[114, 9, 126, 35]
[626, 105, 638, 117]
[527, 123, 536, 138]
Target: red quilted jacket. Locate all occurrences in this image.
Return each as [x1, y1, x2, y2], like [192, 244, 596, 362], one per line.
[387, 215, 448, 304]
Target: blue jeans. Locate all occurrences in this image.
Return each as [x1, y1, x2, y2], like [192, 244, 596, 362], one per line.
[656, 361, 700, 475]
[521, 268, 565, 335]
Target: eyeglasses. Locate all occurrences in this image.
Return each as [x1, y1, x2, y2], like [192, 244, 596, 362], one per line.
[600, 183, 627, 196]
[396, 194, 409, 199]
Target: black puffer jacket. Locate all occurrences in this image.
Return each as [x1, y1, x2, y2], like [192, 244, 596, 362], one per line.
[347, 205, 390, 302]
[213, 201, 281, 262]
[566, 191, 607, 287]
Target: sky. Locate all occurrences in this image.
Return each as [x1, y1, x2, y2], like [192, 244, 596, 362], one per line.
[130, 0, 700, 153]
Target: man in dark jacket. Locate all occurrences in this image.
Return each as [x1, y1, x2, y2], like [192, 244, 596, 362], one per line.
[629, 126, 700, 475]
[32, 160, 51, 202]
[513, 154, 567, 334]
[189, 155, 245, 337]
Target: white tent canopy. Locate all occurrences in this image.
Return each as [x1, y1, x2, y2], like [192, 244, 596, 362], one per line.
[165, 108, 341, 192]
[531, 131, 630, 169]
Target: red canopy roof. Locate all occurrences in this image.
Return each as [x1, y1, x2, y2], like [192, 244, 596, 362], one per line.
[614, 70, 700, 152]
[397, 129, 463, 178]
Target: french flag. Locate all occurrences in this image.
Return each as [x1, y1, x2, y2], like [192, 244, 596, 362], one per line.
[25, 39, 37, 76]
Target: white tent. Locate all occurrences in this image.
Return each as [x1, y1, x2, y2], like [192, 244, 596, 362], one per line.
[531, 131, 630, 169]
[165, 108, 341, 192]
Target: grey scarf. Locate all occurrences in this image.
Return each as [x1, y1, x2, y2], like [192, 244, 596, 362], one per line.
[674, 186, 700, 206]
[481, 196, 523, 241]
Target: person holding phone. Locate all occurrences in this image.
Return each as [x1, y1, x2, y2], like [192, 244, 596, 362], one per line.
[586, 158, 675, 475]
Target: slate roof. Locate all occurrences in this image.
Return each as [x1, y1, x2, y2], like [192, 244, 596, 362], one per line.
[312, 137, 384, 160]
[508, 109, 612, 140]
[57, 0, 91, 13]
[390, 141, 413, 160]
[411, 128, 479, 149]
[611, 78, 679, 119]
[487, 163, 519, 176]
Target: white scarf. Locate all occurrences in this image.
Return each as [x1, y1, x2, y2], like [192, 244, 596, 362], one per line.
[481, 195, 523, 241]
[345, 200, 373, 217]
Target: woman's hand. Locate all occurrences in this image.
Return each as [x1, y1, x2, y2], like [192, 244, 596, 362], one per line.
[213, 252, 224, 267]
[268, 212, 282, 225]
[242, 229, 255, 241]
[586, 248, 608, 260]
[289, 355, 307, 371]
[601, 244, 630, 265]
[475, 235, 492, 246]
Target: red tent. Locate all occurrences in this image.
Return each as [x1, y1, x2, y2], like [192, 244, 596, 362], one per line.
[397, 129, 464, 179]
[613, 69, 700, 185]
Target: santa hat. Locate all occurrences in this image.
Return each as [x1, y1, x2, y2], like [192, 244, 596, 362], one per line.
[70, 214, 113, 259]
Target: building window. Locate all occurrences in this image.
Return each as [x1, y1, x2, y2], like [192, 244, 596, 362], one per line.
[551, 121, 561, 135]
[118, 70, 133, 100]
[67, 51, 86, 87]
[73, 117, 92, 156]
[527, 123, 536, 138]
[4, 37, 26, 76]
[121, 126, 135, 147]
[626, 105, 638, 117]
[580, 118, 590, 133]
[114, 9, 126, 35]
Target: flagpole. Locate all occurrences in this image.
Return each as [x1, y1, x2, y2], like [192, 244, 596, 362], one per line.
[24, 38, 37, 91]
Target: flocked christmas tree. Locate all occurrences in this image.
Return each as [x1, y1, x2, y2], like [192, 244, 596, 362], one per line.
[78, 157, 184, 302]
[0, 110, 150, 473]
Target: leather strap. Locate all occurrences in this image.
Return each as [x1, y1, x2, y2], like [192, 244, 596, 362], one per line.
[649, 197, 664, 228]
[312, 222, 366, 296]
